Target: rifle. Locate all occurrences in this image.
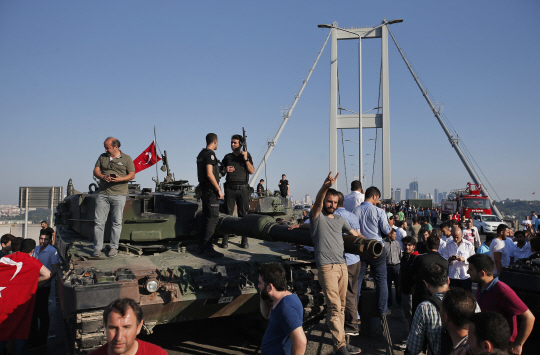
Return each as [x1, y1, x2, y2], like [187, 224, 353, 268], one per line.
[242, 127, 247, 152]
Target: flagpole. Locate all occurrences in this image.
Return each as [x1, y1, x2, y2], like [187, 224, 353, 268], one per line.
[154, 125, 159, 190]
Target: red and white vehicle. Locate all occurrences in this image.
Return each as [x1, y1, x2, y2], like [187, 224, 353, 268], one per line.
[442, 183, 492, 219]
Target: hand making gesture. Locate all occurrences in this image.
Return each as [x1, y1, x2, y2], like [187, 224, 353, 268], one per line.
[323, 171, 339, 188]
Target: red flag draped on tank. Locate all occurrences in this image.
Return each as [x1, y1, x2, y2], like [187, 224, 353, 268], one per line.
[133, 141, 161, 173]
[0, 252, 43, 340]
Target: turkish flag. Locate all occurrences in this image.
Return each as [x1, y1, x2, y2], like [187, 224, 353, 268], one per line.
[133, 141, 161, 173]
[0, 252, 43, 340]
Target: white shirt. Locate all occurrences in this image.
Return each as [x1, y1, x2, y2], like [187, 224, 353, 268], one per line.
[344, 191, 364, 212]
[441, 239, 475, 280]
[510, 242, 534, 261]
[522, 219, 532, 230]
[462, 227, 481, 248]
[489, 238, 508, 275]
[438, 239, 447, 253]
[396, 227, 407, 250]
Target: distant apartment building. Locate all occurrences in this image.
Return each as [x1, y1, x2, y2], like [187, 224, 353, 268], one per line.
[405, 189, 410, 200]
[434, 189, 439, 203]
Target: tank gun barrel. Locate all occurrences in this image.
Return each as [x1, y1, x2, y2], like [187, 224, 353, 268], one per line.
[217, 214, 382, 258]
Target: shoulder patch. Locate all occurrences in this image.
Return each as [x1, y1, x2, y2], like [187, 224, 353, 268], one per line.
[211, 155, 214, 160]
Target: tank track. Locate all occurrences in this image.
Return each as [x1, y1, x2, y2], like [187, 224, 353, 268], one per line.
[65, 309, 107, 355]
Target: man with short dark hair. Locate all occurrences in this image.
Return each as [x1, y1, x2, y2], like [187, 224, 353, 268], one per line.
[10, 237, 23, 253]
[410, 235, 449, 314]
[422, 217, 433, 232]
[221, 134, 254, 249]
[406, 264, 450, 355]
[399, 236, 419, 329]
[468, 311, 511, 355]
[196, 133, 225, 258]
[440, 288, 477, 354]
[29, 232, 60, 348]
[39, 221, 55, 246]
[0, 234, 15, 257]
[344, 180, 364, 212]
[257, 179, 265, 197]
[463, 219, 481, 250]
[289, 173, 362, 354]
[467, 254, 535, 355]
[90, 298, 167, 354]
[509, 231, 534, 263]
[278, 174, 289, 198]
[0, 238, 50, 354]
[385, 228, 402, 308]
[489, 224, 510, 276]
[93, 136, 136, 258]
[354, 186, 391, 316]
[258, 263, 307, 355]
[409, 217, 422, 243]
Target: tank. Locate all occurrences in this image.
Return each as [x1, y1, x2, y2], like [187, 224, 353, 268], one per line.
[54, 160, 380, 354]
[499, 256, 540, 337]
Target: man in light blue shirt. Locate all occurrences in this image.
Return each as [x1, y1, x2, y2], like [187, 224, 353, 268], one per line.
[352, 186, 391, 316]
[335, 192, 362, 336]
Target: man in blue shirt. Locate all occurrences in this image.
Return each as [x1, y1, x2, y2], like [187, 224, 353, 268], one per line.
[259, 262, 306, 355]
[30, 232, 59, 349]
[335, 192, 362, 337]
[353, 186, 391, 316]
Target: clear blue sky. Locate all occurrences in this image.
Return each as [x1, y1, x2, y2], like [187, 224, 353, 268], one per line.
[1, 1, 539, 205]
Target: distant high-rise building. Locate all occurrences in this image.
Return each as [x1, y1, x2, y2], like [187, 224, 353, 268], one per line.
[395, 188, 402, 202]
[427, 193, 433, 201]
[438, 192, 443, 203]
[305, 194, 311, 205]
[434, 189, 439, 203]
[409, 180, 419, 196]
[410, 190, 418, 199]
[406, 189, 410, 200]
[442, 192, 448, 200]
[391, 188, 395, 201]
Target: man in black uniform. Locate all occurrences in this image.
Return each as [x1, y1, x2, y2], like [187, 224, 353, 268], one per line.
[279, 174, 289, 198]
[221, 134, 254, 249]
[196, 133, 225, 258]
[256, 179, 265, 197]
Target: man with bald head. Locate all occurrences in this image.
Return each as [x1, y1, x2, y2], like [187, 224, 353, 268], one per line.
[441, 226, 475, 292]
[93, 137, 135, 257]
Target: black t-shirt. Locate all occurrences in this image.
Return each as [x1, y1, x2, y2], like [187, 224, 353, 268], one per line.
[279, 179, 289, 193]
[196, 148, 220, 186]
[256, 183, 264, 194]
[222, 152, 253, 183]
[40, 227, 55, 238]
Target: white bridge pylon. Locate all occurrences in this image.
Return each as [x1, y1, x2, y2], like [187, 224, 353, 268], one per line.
[326, 20, 392, 199]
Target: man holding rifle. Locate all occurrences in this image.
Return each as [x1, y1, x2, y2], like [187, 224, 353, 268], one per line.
[221, 132, 254, 249]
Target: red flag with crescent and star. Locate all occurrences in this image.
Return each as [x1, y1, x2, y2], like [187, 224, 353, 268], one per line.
[0, 252, 43, 340]
[133, 141, 161, 173]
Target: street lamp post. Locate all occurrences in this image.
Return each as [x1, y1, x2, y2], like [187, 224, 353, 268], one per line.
[319, 19, 402, 190]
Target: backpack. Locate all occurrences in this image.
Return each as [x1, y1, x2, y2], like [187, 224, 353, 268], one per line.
[427, 295, 453, 355]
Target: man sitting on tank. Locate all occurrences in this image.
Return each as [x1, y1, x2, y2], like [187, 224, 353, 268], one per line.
[258, 262, 307, 355]
[89, 298, 167, 355]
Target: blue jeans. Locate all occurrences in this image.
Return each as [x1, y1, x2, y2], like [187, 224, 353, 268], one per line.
[357, 247, 388, 315]
[0, 339, 28, 355]
[94, 194, 126, 251]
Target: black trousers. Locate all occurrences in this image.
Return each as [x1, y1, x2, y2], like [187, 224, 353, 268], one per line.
[30, 286, 51, 344]
[280, 190, 287, 198]
[200, 186, 220, 247]
[449, 278, 473, 293]
[224, 185, 249, 217]
[345, 262, 361, 331]
[386, 264, 401, 306]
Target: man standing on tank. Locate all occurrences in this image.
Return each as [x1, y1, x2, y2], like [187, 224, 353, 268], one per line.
[196, 133, 225, 258]
[93, 137, 135, 258]
[221, 134, 254, 249]
[279, 174, 289, 198]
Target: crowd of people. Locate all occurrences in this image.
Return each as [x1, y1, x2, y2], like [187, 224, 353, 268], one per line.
[269, 175, 538, 355]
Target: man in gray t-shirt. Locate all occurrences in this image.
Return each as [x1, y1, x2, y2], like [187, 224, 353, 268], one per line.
[290, 172, 361, 355]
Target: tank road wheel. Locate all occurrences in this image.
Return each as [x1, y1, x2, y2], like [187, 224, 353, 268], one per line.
[65, 311, 107, 354]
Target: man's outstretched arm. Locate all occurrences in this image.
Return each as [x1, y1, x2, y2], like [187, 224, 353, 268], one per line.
[311, 172, 339, 220]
